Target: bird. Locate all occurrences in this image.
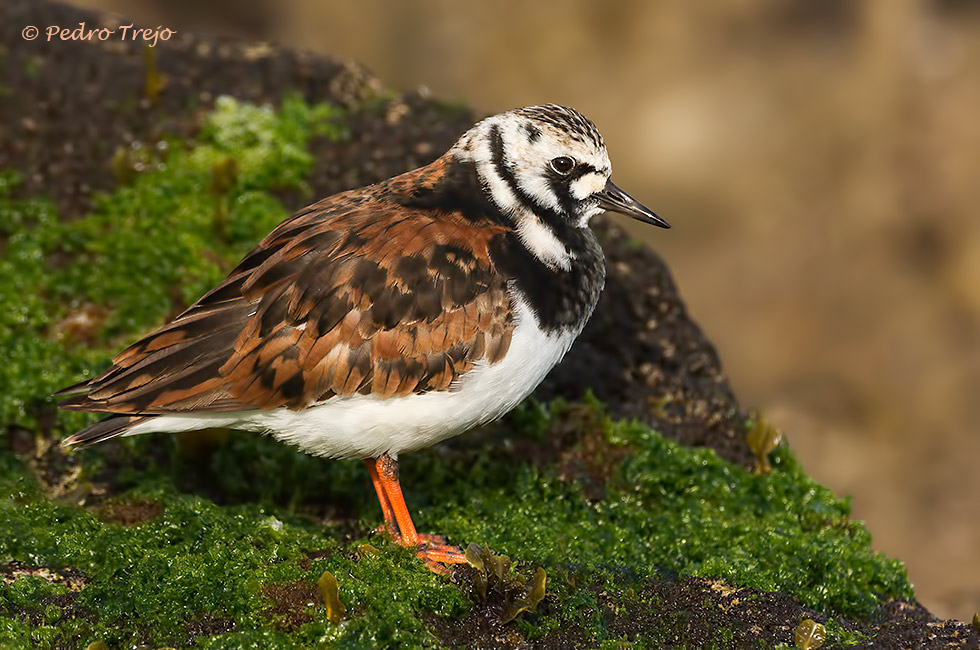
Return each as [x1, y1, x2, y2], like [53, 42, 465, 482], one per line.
[56, 104, 670, 573]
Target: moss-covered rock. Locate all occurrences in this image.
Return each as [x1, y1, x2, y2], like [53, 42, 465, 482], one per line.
[1, 1, 977, 648]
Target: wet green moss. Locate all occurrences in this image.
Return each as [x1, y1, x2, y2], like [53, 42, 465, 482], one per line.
[0, 403, 912, 648]
[0, 97, 912, 649]
[412, 400, 912, 619]
[824, 619, 869, 646]
[0, 95, 345, 435]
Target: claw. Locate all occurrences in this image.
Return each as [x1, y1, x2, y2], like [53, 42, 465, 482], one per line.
[418, 532, 449, 546]
[419, 546, 468, 565]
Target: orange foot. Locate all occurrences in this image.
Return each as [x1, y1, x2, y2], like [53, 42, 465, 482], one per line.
[365, 454, 469, 575]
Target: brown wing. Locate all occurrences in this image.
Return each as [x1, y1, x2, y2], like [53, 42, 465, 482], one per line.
[59, 167, 514, 415]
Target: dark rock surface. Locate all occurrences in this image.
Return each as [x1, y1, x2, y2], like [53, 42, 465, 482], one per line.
[1, 1, 975, 647]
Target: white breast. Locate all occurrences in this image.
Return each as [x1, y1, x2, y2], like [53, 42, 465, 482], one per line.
[126, 291, 581, 459]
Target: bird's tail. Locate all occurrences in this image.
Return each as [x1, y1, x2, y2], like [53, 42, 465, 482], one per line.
[62, 414, 152, 449]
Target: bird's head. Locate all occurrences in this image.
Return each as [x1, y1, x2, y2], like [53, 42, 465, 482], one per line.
[452, 104, 669, 238]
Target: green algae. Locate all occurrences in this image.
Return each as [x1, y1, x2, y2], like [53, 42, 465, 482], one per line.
[0, 96, 914, 649]
[0, 401, 913, 648]
[0, 94, 345, 435]
[824, 619, 868, 647]
[413, 400, 911, 619]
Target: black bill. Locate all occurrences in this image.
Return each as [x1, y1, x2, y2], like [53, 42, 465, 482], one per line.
[596, 179, 670, 229]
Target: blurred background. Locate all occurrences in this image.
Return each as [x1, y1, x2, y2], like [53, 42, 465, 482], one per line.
[66, 0, 980, 621]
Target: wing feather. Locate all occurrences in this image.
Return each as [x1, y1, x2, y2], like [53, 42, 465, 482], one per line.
[59, 163, 514, 416]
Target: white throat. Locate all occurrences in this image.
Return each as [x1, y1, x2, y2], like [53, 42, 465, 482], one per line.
[514, 210, 574, 271]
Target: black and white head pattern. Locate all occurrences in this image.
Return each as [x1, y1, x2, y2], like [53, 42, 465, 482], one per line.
[452, 104, 612, 271]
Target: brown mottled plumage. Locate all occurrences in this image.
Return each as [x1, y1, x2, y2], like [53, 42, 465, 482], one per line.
[58, 159, 514, 416]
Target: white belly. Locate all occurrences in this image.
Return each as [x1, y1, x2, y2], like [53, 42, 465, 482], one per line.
[127, 293, 581, 459]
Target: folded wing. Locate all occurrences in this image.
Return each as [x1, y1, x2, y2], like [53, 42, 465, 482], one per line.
[58, 186, 514, 416]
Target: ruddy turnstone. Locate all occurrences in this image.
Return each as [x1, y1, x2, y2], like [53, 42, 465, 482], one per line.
[58, 104, 669, 572]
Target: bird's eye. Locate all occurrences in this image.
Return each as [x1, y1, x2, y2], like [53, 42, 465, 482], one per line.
[550, 156, 576, 175]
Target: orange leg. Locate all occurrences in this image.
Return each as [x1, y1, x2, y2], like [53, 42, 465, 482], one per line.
[365, 459, 456, 549]
[373, 454, 421, 547]
[367, 453, 468, 573]
[365, 459, 398, 539]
